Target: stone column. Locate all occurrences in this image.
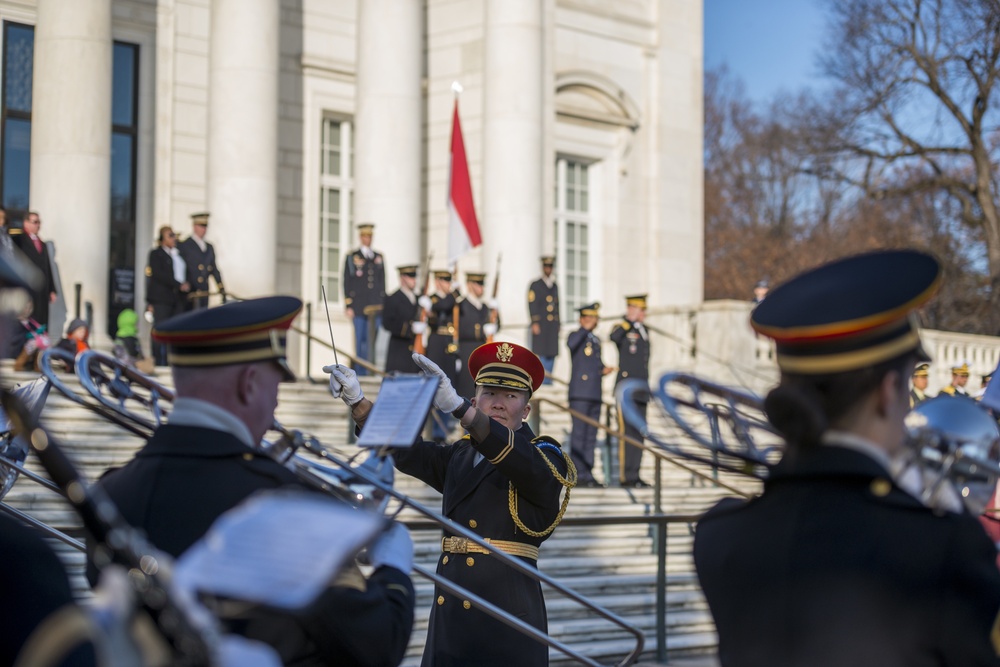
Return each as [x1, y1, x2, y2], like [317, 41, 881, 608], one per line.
[483, 0, 543, 334]
[354, 0, 422, 286]
[207, 0, 279, 296]
[30, 0, 112, 342]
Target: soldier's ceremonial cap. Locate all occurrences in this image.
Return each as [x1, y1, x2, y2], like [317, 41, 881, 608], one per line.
[751, 250, 940, 375]
[913, 363, 930, 378]
[357, 223, 375, 234]
[625, 294, 647, 309]
[466, 272, 486, 284]
[578, 302, 600, 316]
[152, 296, 302, 381]
[397, 264, 418, 277]
[952, 362, 970, 376]
[541, 256, 555, 266]
[433, 269, 452, 280]
[468, 341, 545, 395]
[190, 212, 210, 226]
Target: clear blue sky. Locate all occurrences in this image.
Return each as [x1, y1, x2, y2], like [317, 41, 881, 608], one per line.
[704, 0, 829, 104]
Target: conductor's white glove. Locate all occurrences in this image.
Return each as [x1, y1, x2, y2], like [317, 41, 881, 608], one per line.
[367, 522, 414, 573]
[487, 299, 499, 311]
[412, 353, 464, 413]
[323, 363, 364, 406]
[418, 295, 433, 312]
[411, 321, 428, 335]
[482, 322, 498, 337]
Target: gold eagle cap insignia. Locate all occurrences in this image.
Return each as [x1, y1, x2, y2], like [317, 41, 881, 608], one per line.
[497, 343, 514, 363]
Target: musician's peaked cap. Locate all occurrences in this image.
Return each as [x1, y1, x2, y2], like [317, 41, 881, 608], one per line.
[751, 250, 941, 375]
[152, 296, 303, 381]
[468, 341, 545, 395]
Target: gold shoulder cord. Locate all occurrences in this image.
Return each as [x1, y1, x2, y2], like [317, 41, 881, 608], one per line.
[508, 439, 578, 538]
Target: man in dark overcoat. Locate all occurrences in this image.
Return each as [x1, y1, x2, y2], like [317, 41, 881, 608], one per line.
[342, 223, 385, 375]
[178, 211, 225, 310]
[327, 342, 575, 667]
[144, 226, 188, 365]
[382, 264, 422, 373]
[527, 256, 559, 382]
[611, 294, 650, 487]
[455, 272, 496, 399]
[88, 296, 415, 667]
[567, 302, 612, 487]
[10, 211, 57, 331]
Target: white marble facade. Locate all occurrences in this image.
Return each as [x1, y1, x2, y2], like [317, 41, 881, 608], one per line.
[2, 0, 704, 375]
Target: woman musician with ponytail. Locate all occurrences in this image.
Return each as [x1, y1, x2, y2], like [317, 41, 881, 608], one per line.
[693, 250, 1000, 667]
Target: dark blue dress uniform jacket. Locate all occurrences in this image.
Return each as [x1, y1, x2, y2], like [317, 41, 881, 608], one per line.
[610, 319, 649, 385]
[694, 445, 1000, 667]
[393, 420, 567, 667]
[342, 249, 386, 316]
[89, 425, 415, 667]
[567, 327, 604, 402]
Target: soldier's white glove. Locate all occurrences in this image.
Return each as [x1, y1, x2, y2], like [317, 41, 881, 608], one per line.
[412, 353, 464, 413]
[482, 322, 498, 337]
[417, 295, 433, 312]
[487, 299, 499, 311]
[411, 321, 428, 335]
[366, 522, 414, 573]
[323, 363, 364, 406]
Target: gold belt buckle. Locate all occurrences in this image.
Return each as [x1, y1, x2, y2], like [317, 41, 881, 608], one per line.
[450, 537, 469, 554]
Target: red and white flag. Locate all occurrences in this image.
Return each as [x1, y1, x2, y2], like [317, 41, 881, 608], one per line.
[447, 98, 481, 266]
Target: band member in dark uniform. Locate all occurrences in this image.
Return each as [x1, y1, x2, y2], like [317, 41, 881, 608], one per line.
[327, 341, 575, 667]
[178, 212, 225, 310]
[145, 226, 189, 366]
[694, 250, 1000, 666]
[567, 302, 613, 487]
[527, 256, 559, 383]
[455, 272, 496, 399]
[910, 362, 930, 408]
[611, 295, 651, 487]
[10, 211, 58, 331]
[89, 296, 415, 667]
[420, 269, 461, 440]
[382, 264, 422, 374]
[342, 223, 385, 376]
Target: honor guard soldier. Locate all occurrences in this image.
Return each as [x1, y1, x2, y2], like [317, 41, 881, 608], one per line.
[611, 295, 651, 487]
[939, 361, 971, 397]
[420, 269, 462, 440]
[90, 296, 416, 666]
[695, 250, 1000, 666]
[342, 223, 385, 375]
[910, 362, 930, 408]
[178, 212, 224, 310]
[327, 341, 575, 667]
[527, 256, 560, 382]
[382, 264, 423, 374]
[455, 271, 497, 399]
[567, 302, 614, 487]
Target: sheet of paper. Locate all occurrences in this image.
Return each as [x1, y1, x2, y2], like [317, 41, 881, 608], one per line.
[174, 490, 384, 609]
[356, 374, 437, 448]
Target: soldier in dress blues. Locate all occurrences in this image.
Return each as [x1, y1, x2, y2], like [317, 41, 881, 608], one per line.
[420, 269, 461, 440]
[455, 272, 497, 399]
[695, 250, 1000, 666]
[567, 302, 613, 487]
[382, 264, 423, 374]
[177, 212, 225, 311]
[910, 362, 930, 408]
[938, 362, 971, 397]
[342, 223, 385, 375]
[527, 256, 559, 383]
[611, 295, 651, 487]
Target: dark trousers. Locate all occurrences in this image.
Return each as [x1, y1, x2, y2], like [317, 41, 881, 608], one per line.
[150, 301, 183, 365]
[618, 398, 646, 484]
[352, 314, 381, 376]
[569, 399, 601, 483]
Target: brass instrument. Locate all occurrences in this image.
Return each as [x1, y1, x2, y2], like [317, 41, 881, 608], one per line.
[619, 372, 1000, 516]
[38, 348, 645, 667]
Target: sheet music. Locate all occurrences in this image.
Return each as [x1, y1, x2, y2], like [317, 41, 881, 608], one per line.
[356, 374, 437, 448]
[174, 490, 384, 609]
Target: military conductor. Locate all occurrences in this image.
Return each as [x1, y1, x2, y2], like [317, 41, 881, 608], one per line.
[695, 250, 1000, 666]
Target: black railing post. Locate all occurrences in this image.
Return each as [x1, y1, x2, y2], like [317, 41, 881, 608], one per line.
[655, 457, 668, 662]
[85, 302, 93, 331]
[73, 283, 82, 320]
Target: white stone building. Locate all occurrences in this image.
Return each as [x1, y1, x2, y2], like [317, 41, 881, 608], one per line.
[0, 0, 703, 376]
